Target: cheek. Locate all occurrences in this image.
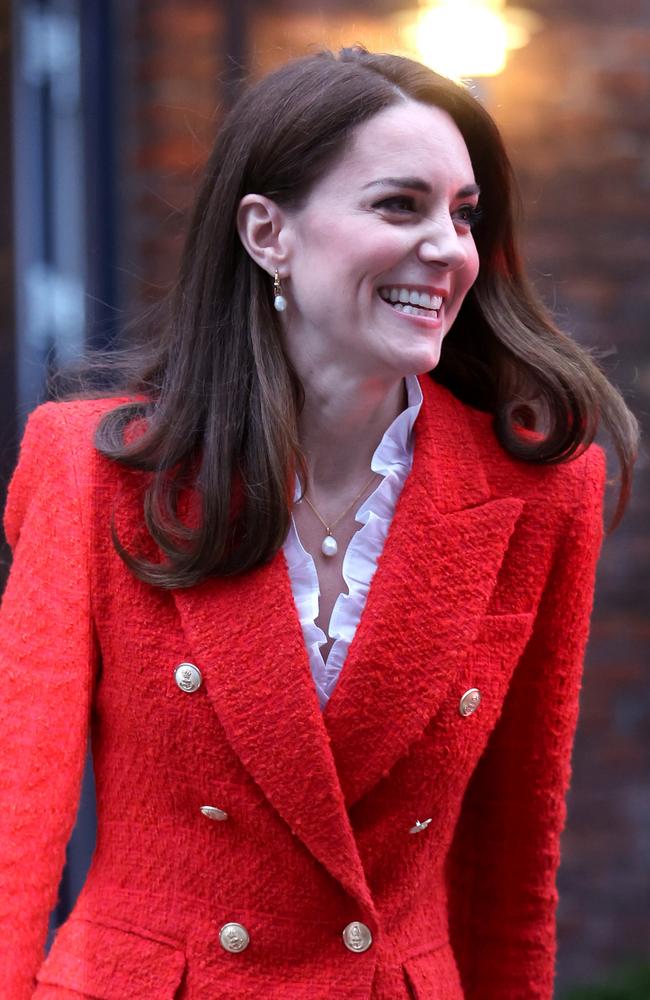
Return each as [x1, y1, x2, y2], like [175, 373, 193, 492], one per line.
[449, 244, 480, 311]
[294, 218, 366, 280]
[463, 242, 480, 290]
[291, 238, 343, 298]
[445, 244, 479, 325]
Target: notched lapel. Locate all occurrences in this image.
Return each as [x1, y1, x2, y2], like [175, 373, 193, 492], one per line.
[323, 375, 525, 808]
[171, 559, 375, 916]
[323, 493, 524, 808]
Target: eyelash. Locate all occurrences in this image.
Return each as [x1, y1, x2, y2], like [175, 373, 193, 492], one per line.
[374, 196, 483, 229]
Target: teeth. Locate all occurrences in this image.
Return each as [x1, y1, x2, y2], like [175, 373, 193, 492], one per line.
[379, 287, 443, 310]
[394, 303, 439, 318]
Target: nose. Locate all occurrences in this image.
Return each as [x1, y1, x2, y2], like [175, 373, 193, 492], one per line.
[417, 217, 467, 271]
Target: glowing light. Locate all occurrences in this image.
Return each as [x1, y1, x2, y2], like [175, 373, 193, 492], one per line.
[396, 0, 539, 80]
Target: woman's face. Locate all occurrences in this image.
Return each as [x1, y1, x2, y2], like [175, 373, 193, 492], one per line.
[280, 99, 481, 381]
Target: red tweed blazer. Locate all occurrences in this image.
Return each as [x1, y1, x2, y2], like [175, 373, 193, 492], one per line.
[0, 374, 605, 999]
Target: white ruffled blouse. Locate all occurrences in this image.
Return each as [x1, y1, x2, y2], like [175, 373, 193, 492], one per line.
[282, 374, 424, 710]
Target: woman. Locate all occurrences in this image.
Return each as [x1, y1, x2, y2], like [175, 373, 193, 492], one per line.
[0, 46, 638, 999]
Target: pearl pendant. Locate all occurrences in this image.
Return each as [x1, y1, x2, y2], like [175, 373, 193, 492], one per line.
[274, 294, 287, 312]
[321, 534, 338, 557]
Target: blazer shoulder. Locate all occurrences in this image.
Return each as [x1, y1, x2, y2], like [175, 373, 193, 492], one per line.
[4, 397, 135, 549]
[20, 394, 133, 441]
[463, 403, 606, 510]
[14, 395, 142, 474]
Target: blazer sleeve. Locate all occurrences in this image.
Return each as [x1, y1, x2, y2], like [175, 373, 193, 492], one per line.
[0, 403, 97, 999]
[445, 444, 607, 999]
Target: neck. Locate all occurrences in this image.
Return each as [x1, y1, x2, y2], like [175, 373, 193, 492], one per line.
[297, 369, 408, 493]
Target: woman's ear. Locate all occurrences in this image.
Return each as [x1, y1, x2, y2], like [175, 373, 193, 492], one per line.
[236, 194, 291, 276]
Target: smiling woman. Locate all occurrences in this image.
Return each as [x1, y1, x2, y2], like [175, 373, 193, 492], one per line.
[0, 46, 639, 1000]
[236, 102, 481, 382]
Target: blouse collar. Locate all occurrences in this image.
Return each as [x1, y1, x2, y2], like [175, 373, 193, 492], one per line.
[292, 373, 424, 503]
[370, 372, 423, 478]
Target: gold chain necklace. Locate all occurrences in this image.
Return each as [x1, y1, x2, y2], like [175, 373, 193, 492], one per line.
[301, 471, 380, 557]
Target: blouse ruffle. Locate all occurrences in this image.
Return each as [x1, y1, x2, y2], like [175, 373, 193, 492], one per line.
[283, 374, 424, 710]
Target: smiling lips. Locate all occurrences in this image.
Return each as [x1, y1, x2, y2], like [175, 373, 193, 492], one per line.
[378, 286, 444, 319]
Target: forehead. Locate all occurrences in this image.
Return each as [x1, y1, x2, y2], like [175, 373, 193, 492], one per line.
[316, 100, 476, 193]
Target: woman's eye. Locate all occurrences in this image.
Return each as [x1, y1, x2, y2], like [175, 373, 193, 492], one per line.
[373, 197, 483, 228]
[374, 196, 416, 214]
[454, 204, 483, 228]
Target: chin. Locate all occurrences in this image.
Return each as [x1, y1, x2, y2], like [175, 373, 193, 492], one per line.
[393, 342, 444, 376]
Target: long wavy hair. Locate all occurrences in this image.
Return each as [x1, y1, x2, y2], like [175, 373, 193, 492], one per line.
[54, 47, 638, 588]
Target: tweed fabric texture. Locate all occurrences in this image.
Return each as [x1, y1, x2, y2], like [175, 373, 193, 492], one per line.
[0, 374, 605, 999]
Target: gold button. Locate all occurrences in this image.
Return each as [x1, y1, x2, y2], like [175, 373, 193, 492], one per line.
[219, 922, 250, 953]
[174, 662, 202, 693]
[342, 921, 373, 953]
[200, 805, 229, 821]
[409, 818, 432, 834]
[459, 688, 481, 716]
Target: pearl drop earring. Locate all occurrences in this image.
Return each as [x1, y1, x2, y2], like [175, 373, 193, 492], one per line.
[273, 270, 287, 312]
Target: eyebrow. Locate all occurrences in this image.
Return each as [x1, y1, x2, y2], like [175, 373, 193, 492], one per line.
[363, 177, 481, 198]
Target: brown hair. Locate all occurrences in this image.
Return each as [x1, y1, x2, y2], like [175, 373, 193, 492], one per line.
[54, 47, 638, 588]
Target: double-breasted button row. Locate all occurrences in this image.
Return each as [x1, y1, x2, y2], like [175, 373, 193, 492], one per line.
[218, 921, 373, 955]
[406, 689, 481, 836]
[182, 669, 479, 843]
[174, 657, 224, 825]
[176, 662, 481, 719]
[203, 799, 431, 840]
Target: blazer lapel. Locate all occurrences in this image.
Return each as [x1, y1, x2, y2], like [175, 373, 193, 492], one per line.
[172, 561, 376, 917]
[322, 376, 524, 808]
[170, 374, 521, 903]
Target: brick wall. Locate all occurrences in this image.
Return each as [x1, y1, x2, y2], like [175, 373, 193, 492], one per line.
[123, 1, 649, 989]
[119, 0, 225, 308]
[485, 7, 649, 987]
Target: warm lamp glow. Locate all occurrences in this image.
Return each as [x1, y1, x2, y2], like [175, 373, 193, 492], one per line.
[397, 0, 538, 80]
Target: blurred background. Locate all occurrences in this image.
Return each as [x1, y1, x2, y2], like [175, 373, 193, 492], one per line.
[0, 0, 648, 995]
